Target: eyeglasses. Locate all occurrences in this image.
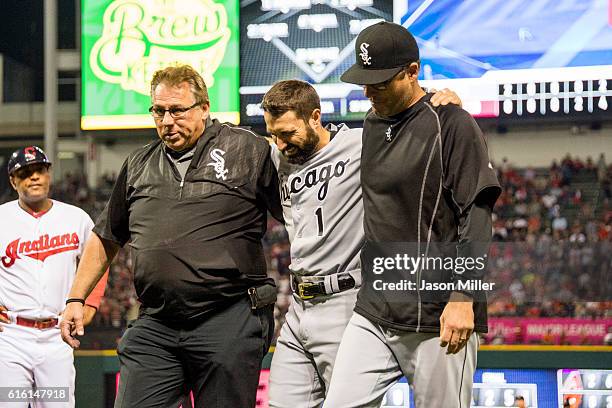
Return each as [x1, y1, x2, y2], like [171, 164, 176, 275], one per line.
[148, 102, 200, 119]
[365, 68, 407, 91]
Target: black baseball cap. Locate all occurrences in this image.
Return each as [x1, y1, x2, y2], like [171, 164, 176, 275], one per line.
[341, 21, 419, 85]
[7, 146, 51, 175]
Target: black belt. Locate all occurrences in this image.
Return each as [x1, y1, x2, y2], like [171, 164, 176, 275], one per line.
[291, 273, 356, 300]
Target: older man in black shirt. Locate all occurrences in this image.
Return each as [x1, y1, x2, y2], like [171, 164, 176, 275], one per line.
[323, 22, 501, 408]
[61, 65, 282, 407]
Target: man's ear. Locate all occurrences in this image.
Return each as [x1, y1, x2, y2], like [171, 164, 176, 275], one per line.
[309, 108, 322, 129]
[9, 175, 17, 191]
[201, 102, 211, 120]
[407, 62, 420, 80]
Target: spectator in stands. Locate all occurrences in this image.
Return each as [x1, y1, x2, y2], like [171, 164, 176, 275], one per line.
[597, 153, 607, 182]
[604, 327, 612, 346]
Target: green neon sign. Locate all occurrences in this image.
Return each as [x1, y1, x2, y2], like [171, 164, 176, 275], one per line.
[82, 0, 239, 130]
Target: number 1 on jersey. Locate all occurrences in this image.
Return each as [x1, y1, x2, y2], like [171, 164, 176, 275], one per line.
[315, 207, 324, 236]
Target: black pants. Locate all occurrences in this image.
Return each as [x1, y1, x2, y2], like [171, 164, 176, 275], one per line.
[114, 298, 273, 408]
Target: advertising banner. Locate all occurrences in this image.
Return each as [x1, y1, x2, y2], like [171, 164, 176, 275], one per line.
[487, 318, 612, 345]
[81, 0, 239, 130]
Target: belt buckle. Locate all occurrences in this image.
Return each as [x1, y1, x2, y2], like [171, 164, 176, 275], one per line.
[297, 282, 315, 300]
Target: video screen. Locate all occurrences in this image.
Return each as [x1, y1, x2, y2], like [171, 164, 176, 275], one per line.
[240, 0, 611, 126]
[239, 0, 393, 125]
[393, 0, 612, 121]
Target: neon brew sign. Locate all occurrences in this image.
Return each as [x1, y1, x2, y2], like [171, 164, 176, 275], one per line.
[90, 0, 230, 96]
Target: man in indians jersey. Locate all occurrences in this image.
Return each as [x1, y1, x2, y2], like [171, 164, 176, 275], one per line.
[0, 146, 107, 408]
[261, 80, 459, 407]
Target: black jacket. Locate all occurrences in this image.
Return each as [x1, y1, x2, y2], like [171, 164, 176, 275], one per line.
[94, 119, 282, 321]
[356, 95, 501, 333]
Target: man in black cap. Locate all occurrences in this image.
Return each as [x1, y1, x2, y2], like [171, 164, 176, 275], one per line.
[322, 22, 501, 407]
[0, 146, 107, 407]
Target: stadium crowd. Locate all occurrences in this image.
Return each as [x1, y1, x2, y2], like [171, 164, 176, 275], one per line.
[488, 153, 611, 320]
[1, 155, 610, 347]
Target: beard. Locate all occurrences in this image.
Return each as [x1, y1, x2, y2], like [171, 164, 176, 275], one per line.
[282, 125, 319, 165]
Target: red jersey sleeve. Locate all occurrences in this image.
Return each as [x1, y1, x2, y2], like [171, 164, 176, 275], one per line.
[84, 269, 109, 309]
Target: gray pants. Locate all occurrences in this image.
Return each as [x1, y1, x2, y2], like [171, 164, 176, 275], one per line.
[323, 312, 478, 408]
[268, 288, 358, 408]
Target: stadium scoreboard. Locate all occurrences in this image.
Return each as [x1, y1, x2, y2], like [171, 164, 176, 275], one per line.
[558, 369, 612, 408]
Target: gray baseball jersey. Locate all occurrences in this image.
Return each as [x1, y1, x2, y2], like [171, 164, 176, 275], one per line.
[270, 123, 364, 276]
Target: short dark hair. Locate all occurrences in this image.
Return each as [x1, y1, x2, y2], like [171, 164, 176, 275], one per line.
[261, 80, 320, 122]
[150, 64, 209, 105]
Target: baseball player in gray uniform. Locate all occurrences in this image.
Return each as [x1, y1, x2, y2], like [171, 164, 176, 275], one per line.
[262, 80, 363, 408]
[261, 80, 461, 407]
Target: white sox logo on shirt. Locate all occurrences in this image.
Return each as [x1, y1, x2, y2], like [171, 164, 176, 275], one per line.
[207, 148, 229, 180]
[280, 158, 350, 202]
[1, 233, 80, 268]
[359, 43, 371, 66]
[385, 126, 393, 142]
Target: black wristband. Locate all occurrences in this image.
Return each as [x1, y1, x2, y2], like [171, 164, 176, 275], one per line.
[65, 298, 85, 306]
